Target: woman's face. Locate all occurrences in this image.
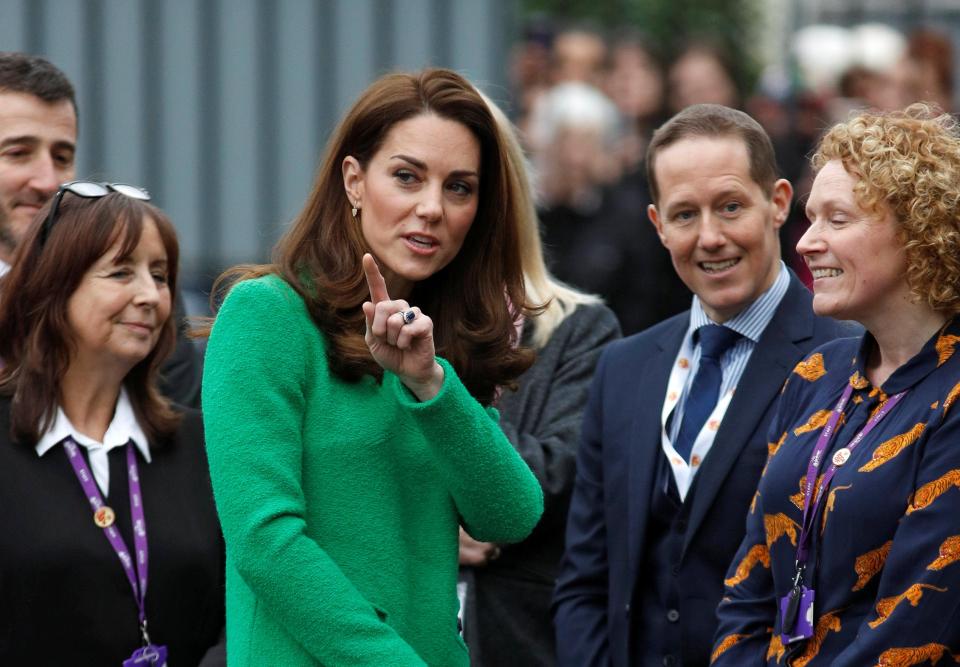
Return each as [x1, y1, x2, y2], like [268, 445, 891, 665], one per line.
[67, 217, 172, 373]
[343, 113, 481, 298]
[799, 160, 909, 326]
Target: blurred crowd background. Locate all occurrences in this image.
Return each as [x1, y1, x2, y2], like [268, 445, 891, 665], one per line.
[509, 0, 960, 333]
[2, 0, 959, 335]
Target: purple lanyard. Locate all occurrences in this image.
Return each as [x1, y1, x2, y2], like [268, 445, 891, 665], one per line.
[63, 438, 152, 643]
[795, 384, 906, 566]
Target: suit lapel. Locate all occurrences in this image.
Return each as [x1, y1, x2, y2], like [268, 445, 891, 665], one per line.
[626, 317, 687, 596]
[681, 276, 813, 558]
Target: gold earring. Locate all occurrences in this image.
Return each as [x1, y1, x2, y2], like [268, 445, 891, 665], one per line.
[351, 201, 360, 218]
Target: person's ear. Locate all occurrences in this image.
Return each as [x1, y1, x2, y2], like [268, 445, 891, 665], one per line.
[770, 178, 793, 230]
[648, 203, 668, 247]
[342, 156, 365, 210]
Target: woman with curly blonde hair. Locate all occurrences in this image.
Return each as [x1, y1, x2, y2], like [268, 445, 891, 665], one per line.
[712, 104, 960, 665]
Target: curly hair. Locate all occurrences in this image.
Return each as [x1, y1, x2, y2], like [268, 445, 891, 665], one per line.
[812, 103, 960, 314]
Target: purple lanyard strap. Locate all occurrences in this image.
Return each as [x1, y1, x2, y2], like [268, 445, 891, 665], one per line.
[64, 438, 151, 643]
[795, 384, 907, 567]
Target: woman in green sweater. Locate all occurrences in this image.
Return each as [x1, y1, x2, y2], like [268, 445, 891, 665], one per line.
[201, 68, 544, 666]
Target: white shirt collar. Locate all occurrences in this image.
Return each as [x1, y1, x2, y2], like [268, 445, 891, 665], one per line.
[0, 258, 9, 278]
[688, 262, 790, 343]
[35, 387, 152, 462]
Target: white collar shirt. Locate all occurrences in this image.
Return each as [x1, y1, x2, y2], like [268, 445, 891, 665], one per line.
[35, 388, 151, 496]
[660, 262, 791, 499]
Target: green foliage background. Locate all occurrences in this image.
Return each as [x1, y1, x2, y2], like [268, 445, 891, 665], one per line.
[522, 0, 764, 97]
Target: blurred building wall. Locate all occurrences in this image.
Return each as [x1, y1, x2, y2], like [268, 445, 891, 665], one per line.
[0, 0, 516, 287]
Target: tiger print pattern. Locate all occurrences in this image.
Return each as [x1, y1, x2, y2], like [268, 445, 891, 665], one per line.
[793, 409, 834, 436]
[907, 470, 960, 515]
[853, 541, 893, 591]
[944, 381, 960, 417]
[936, 332, 960, 367]
[794, 353, 827, 382]
[821, 484, 852, 534]
[769, 431, 788, 458]
[789, 476, 805, 511]
[927, 536, 960, 571]
[764, 513, 800, 548]
[712, 321, 960, 666]
[874, 642, 958, 666]
[766, 634, 785, 664]
[761, 432, 790, 481]
[859, 423, 927, 473]
[710, 633, 747, 664]
[725, 544, 771, 587]
[868, 584, 948, 629]
[850, 370, 870, 389]
[789, 474, 824, 511]
[791, 610, 843, 667]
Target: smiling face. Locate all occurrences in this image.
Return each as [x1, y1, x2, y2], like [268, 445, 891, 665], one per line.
[0, 92, 77, 257]
[799, 159, 909, 327]
[66, 217, 172, 375]
[342, 113, 481, 298]
[648, 135, 791, 323]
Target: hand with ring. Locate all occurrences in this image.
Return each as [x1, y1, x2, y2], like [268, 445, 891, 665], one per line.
[361, 253, 444, 400]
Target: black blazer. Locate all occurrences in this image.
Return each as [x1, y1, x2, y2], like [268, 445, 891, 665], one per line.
[553, 273, 856, 666]
[0, 398, 225, 665]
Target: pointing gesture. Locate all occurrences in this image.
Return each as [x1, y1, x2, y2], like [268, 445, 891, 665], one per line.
[361, 253, 444, 401]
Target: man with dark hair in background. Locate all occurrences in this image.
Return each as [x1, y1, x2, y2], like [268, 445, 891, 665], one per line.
[0, 52, 76, 272]
[0, 51, 201, 408]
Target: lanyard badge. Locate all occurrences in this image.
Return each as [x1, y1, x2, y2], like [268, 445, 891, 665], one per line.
[780, 566, 815, 644]
[122, 644, 168, 666]
[63, 439, 169, 664]
[779, 385, 906, 644]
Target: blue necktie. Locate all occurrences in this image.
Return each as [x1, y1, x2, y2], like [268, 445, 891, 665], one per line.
[673, 325, 741, 462]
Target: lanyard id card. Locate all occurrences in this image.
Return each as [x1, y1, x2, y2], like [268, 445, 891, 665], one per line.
[779, 385, 906, 644]
[63, 439, 169, 664]
[123, 644, 168, 666]
[779, 581, 815, 644]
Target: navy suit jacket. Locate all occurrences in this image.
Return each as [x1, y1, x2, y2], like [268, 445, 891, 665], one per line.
[552, 274, 856, 667]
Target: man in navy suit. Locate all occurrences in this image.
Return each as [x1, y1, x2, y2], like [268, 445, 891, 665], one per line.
[553, 104, 853, 667]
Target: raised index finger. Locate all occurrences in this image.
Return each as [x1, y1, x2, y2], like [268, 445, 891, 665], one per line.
[362, 253, 390, 304]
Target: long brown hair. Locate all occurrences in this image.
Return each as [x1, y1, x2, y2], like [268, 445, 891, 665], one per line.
[0, 193, 182, 444]
[207, 68, 534, 404]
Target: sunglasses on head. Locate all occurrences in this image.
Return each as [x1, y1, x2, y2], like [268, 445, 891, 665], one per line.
[40, 180, 151, 245]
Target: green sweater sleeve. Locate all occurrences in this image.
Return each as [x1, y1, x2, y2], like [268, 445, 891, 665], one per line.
[387, 359, 544, 543]
[202, 277, 426, 666]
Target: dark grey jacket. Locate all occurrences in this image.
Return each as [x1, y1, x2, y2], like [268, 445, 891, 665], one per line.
[463, 301, 621, 667]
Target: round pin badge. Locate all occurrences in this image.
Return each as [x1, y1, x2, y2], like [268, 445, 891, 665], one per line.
[832, 447, 852, 467]
[94, 506, 116, 528]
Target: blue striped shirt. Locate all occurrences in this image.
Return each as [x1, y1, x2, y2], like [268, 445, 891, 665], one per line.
[667, 263, 790, 444]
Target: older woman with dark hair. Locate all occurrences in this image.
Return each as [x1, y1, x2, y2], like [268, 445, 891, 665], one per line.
[201, 68, 543, 666]
[0, 183, 224, 664]
[712, 104, 960, 665]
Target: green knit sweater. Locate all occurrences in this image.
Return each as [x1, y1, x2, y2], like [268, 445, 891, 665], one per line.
[202, 275, 543, 666]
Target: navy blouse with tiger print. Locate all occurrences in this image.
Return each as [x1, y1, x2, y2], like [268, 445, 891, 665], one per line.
[712, 318, 960, 666]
